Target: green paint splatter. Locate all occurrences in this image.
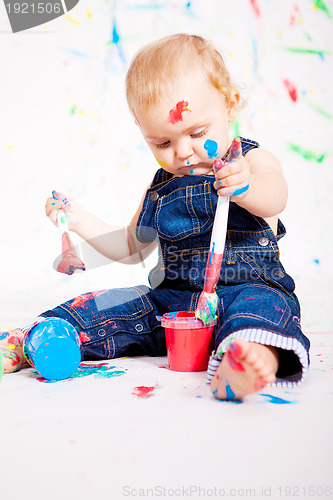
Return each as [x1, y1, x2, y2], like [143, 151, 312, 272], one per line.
[312, 0, 332, 18]
[281, 46, 331, 56]
[304, 99, 333, 119]
[288, 143, 326, 163]
[230, 120, 241, 139]
[72, 364, 126, 379]
[70, 105, 77, 115]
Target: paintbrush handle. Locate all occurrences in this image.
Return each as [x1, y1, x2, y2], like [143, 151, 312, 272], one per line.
[203, 196, 230, 293]
[207, 137, 241, 255]
[209, 195, 229, 253]
[202, 137, 241, 292]
[57, 209, 69, 234]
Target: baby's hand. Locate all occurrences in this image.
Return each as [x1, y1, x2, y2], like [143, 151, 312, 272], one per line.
[213, 139, 250, 198]
[45, 190, 86, 232]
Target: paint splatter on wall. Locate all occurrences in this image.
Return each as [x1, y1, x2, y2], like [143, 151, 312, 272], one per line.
[0, 0, 332, 332]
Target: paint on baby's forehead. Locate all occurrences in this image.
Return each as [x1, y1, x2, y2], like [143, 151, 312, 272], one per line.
[169, 100, 191, 124]
[204, 139, 219, 159]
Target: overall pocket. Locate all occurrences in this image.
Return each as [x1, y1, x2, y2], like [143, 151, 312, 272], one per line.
[155, 182, 214, 241]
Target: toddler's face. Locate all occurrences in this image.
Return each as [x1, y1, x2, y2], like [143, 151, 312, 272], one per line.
[135, 76, 237, 176]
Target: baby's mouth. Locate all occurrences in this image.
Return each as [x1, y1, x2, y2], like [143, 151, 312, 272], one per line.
[183, 162, 214, 174]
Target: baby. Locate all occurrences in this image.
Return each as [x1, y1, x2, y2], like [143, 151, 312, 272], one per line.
[0, 34, 310, 400]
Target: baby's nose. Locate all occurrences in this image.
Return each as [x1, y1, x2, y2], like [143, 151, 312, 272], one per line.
[175, 139, 193, 160]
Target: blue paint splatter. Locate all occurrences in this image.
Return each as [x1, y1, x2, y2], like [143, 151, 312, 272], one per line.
[35, 363, 126, 383]
[209, 242, 215, 265]
[251, 37, 259, 77]
[59, 48, 89, 58]
[204, 140, 219, 159]
[232, 185, 249, 197]
[109, 18, 126, 65]
[225, 382, 236, 400]
[259, 394, 296, 404]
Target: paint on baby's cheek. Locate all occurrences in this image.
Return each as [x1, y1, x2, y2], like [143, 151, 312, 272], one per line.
[154, 156, 169, 168]
[204, 139, 219, 159]
[169, 100, 191, 124]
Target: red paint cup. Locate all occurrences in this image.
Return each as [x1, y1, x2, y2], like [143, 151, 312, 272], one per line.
[160, 311, 216, 372]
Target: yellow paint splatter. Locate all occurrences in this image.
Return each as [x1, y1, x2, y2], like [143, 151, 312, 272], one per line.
[65, 15, 80, 26]
[154, 156, 169, 168]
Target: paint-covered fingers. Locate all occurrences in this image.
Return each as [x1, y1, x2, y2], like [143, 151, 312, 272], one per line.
[51, 190, 71, 210]
[214, 155, 250, 198]
[214, 175, 250, 198]
[228, 137, 242, 162]
[45, 192, 83, 231]
[45, 197, 60, 226]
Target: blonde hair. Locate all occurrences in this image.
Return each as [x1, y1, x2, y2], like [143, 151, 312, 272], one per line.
[126, 33, 243, 113]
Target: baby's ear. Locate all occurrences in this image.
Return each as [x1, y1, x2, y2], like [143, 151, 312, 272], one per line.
[227, 91, 240, 123]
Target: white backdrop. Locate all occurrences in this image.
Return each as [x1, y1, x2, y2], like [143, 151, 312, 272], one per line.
[0, 0, 332, 330]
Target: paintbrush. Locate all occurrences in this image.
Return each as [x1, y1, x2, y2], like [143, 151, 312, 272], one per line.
[56, 209, 86, 275]
[195, 137, 242, 324]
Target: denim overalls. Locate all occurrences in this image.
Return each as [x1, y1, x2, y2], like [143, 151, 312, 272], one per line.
[40, 138, 310, 387]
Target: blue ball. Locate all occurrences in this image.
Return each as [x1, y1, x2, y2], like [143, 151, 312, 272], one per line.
[24, 318, 81, 380]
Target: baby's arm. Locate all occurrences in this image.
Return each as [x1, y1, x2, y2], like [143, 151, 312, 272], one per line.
[214, 148, 288, 218]
[45, 190, 157, 265]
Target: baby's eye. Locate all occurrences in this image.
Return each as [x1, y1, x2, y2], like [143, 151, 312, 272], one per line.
[191, 129, 207, 138]
[156, 141, 170, 149]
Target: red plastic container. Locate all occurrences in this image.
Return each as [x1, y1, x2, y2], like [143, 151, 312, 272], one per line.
[161, 311, 217, 372]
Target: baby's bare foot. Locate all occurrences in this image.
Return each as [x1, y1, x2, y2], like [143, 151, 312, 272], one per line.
[0, 329, 29, 374]
[210, 339, 279, 400]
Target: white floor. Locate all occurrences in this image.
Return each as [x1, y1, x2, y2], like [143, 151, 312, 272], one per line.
[1, 331, 333, 500]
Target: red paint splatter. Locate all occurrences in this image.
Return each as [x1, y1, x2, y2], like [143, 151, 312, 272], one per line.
[169, 100, 191, 124]
[71, 290, 108, 309]
[274, 305, 284, 313]
[283, 79, 298, 102]
[254, 378, 267, 391]
[132, 107, 142, 127]
[6, 335, 23, 347]
[79, 331, 91, 343]
[203, 250, 223, 293]
[132, 385, 157, 398]
[249, 0, 260, 17]
[290, 4, 300, 25]
[226, 346, 245, 372]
